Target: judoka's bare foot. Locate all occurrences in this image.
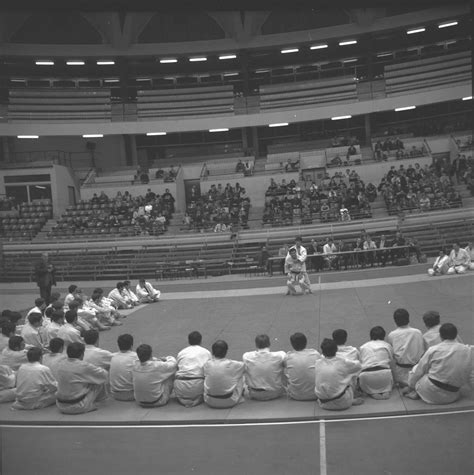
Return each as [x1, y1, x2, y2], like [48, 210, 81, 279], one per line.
[400, 387, 411, 395]
[112, 320, 123, 326]
[99, 326, 112, 331]
[371, 392, 391, 400]
[352, 397, 365, 406]
[404, 390, 420, 400]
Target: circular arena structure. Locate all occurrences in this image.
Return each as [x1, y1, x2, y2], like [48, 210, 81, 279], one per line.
[0, 3, 473, 475]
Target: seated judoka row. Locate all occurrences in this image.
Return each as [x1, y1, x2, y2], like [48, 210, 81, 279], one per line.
[447, 242, 470, 275]
[107, 282, 137, 309]
[403, 324, 472, 405]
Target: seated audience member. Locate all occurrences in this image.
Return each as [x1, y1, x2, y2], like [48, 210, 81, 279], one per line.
[109, 334, 138, 401]
[0, 321, 16, 352]
[83, 330, 113, 370]
[55, 342, 108, 415]
[315, 338, 363, 411]
[26, 297, 47, 318]
[123, 281, 139, 306]
[363, 236, 377, 267]
[0, 336, 28, 371]
[57, 311, 84, 347]
[12, 347, 57, 410]
[377, 235, 389, 267]
[135, 279, 161, 304]
[284, 332, 321, 400]
[108, 283, 133, 309]
[132, 344, 177, 408]
[358, 326, 394, 400]
[203, 340, 245, 409]
[464, 242, 474, 270]
[333, 329, 360, 361]
[422, 311, 461, 349]
[428, 250, 450, 276]
[243, 334, 286, 401]
[447, 242, 470, 274]
[45, 310, 65, 341]
[405, 324, 471, 404]
[285, 248, 311, 296]
[174, 331, 211, 407]
[323, 239, 338, 270]
[387, 309, 424, 387]
[42, 338, 66, 379]
[0, 364, 16, 403]
[21, 313, 48, 350]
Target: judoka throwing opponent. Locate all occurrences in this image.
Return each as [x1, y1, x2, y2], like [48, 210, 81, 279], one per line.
[285, 248, 312, 295]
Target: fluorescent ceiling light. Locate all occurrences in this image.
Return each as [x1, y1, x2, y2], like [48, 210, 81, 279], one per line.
[343, 58, 358, 63]
[444, 40, 457, 45]
[97, 60, 115, 65]
[136, 78, 150, 82]
[160, 58, 178, 64]
[269, 123, 288, 127]
[11, 79, 26, 82]
[104, 79, 119, 83]
[281, 48, 299, 54]
[189, 57, 207, 62]
[35, 61, 54, 65]
[331, 115, 352, 120]
[407, 27, 425, 34]
[146, 132, 167, 136]
[310, 44, 328, 50]
[82, 134, 103, 138]
[377, 52, 392, 58]
[395, 106, 416, 111]
[438, 21, 458, 28]
[17, 135, 39, 139]
[209, 128, 229, 132]
[339, 40, 357, 46]
[219, 54, 237, 60]
[35, 185, 47, 189]
[462, 96, 472, 101]
[66, 61, 85, 65]
[223, 72, 239, 77]
[256, 69, 270, 74]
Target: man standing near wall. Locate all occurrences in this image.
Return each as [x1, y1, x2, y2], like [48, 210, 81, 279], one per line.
[33, 252, 56, 304]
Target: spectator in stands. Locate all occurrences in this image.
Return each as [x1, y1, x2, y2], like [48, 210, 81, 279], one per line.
[257, 245, 272, 275]
[203, 340, 245, 409]
[323, 239, 338, 270]
[132, 344, 177, 408]
[56, 342, 108, 415]
[285, 159, 299, 172]
[109, 334, 138, 401]
[235, 160, 245, 173]
[12, 347, 57, 411]
[347, 144, 357, 159]
[363, 235, 377, 267]
[447, 242, 470, 274]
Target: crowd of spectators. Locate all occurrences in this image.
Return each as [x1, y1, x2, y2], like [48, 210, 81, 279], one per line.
[373, 137, 427, 162]
[378, 162, 463, 215]
[51, 189, 175, 237]
[0, 197, 18, 212]
[183, 183, 251, 232]
[134, 165, 178, 185]
[263, 172, 373, 227]
[235, 159, 254, 176]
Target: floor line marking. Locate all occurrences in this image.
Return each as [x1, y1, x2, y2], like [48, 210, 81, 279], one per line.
[2, 408, 473, 429]
[319, 419, 327, 475]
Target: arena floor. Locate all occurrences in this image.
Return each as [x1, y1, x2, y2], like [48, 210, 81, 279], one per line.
[0, 266, 473, 474]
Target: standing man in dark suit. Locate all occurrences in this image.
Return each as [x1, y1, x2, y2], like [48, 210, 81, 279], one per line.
[34, 253, 56, 304]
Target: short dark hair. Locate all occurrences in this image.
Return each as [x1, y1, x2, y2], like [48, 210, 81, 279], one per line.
[28, 312, 43, 326]
[212, 340, 228, 358]
[117, 334, 133, 351]
[49, 337, 64, 354]
[8, 336, 24, 351]
[123, 280, 131, 286]
[295, 236, 302, 242]
[188, 331, 202, 346]
[65, 310, 78, 324]
[27, 347, 42, 363]
[440, 323, 457, 340]
[116, 282, 124, 290]
[255, 334, 270, 349]
[45, 307, 54, 319]
[52, 301, 63, 310]
[51, 310, 64, 323]
[369, 326, 386, 341]
[1, 321, 16, 337]
[332, 329, 348, 345]
[34, 298, 45, 308]
[321, 338, 338, 357]
[7, 312, 22, 324]
[83, 330, 99, 345]
[290, 332, 307, 351]
[93, 288, 104, 295]
[136, 344, 152, 363]
[91, 292, 101, 302]
[68, 300, 80, 311]
[393, 308, 410, 327]
[422, 311, 440, 329]
[50, 292, 61, 302]
[67, 342, 85, 359]
[68, 285, 78, 294]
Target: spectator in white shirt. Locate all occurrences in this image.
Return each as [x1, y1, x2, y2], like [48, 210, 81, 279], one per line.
[83, 330, 113, 370]
[109, 334, 138, 401]
[132, 344, 177, 407]
[363, 235, 377, 267]
[323, 239, 338, 270]
[42, 338, 66, 379]
[447, 242, 470, 274]
[203, 340, 245, 409]
[135, 279, 160, 304]
[315, 338, 363, 411]
[427, 249, 450, 276]
[358, 326, 394, 400]
[12, 347, 57, 410]
[405, 324, 471, 404]
[284, 332, 320, 400]
[387, 309, 424, 387]
[243, 334, 286, 401]
[174, 331, 211, 407]
[0, 321, 16, 353]
[333, 329, 360, 361]
[0, 336, 28, 371]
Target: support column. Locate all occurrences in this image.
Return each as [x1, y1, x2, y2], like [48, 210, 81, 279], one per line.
[364, 114, 372, 146]
[241, 127, 248, 154]
[251, 127, 260, 158]
[0, 137, 10, 162]
[129, 134, 138, 166]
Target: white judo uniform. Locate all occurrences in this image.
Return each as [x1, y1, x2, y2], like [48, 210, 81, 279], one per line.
[109, 351, 139, 401]
[284, 349, 321, 400]
[358, 340, 394, 397]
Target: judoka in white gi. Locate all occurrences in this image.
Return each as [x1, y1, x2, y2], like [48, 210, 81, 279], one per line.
[42, 338, 67, 379]
[333, 329, 360, 361]
[203, 340, 245, 409]
[109, 334, 138, 401]
[0, 336, 28, 371]
[447, 242, 470, 274]
[464, 242, 474, 270]
[83, 330, 113, 370]
[427, 249, 450, 276]
[286, 236, 312, 291]
[135, 279, 161, 304]
[108, 283, 133, 309]
[56, 311, 84, 347]
[173, 331, 211, 407]
[285, 248, 311, 295]
[0, 364, 16, 403]
[422, 311, 462, 349]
